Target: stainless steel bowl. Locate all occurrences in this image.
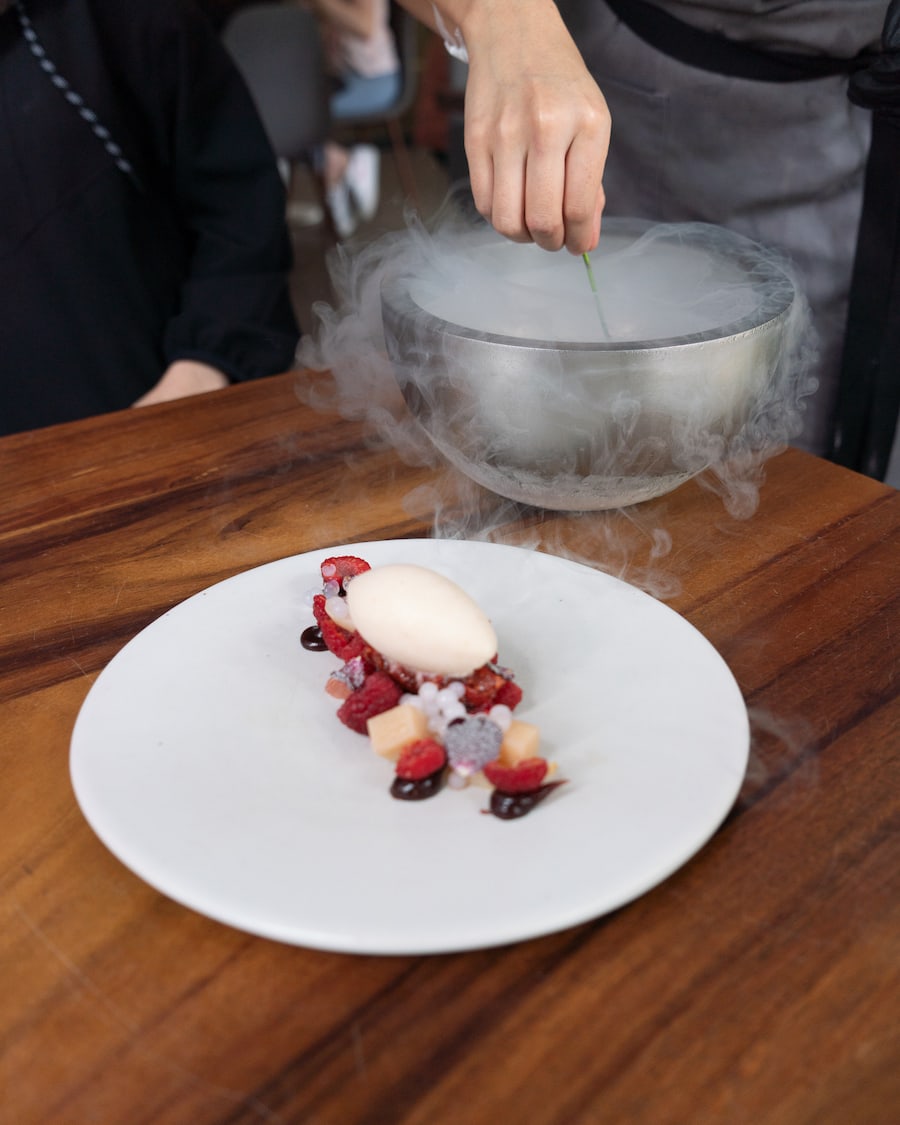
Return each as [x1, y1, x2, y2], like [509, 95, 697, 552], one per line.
[381, 220, 799, 510]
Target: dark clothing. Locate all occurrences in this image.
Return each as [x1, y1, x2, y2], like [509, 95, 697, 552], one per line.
[0, 0, 299, 436]
[195, 0, 270, 34]
[555, 0, 884, 458]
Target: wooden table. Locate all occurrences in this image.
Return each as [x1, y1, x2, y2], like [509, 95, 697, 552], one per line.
[1, 373, 898, 1124]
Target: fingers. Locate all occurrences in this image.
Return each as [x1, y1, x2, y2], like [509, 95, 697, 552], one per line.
[465, 114, 494, 226]
[562, 126, 608, 254]
[465, 84, 610, 255]
[491, 144, 531, 244]
[523, 130, 569, 252]
[465, 105, 531, 244]
[452, 0, 611, 253]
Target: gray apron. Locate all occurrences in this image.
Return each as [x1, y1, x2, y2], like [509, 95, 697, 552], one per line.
[558, 0, 877, 456]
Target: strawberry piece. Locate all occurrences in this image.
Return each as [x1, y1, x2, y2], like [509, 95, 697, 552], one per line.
[337, 672, 403, 734]
[320, 555, 370, 593]
[395, 739, 447, 780]
[484, 757, 549, 793]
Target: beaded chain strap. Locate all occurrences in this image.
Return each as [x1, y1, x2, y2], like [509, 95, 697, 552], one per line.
[13, 0, 142, 188]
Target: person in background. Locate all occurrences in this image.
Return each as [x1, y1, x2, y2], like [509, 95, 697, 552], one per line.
[307, 0, 401, 238]
[0, 0, 299, 436]
[400, 0, 897, 477]
[558, 0, 887, 464]
[195, 0, 260, 31]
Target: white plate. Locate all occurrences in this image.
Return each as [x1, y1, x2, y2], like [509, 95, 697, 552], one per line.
[70, 539, 749, 955]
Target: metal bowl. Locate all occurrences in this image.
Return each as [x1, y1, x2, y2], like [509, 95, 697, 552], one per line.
[381, 220, 799, 510]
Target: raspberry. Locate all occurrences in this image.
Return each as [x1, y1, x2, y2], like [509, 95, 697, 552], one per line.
[484, 757, 549, 793]
[461, 664, 504, 711]
[320, 555, 370, 593]
[371, 655, 421, 695]
[312, 594, 369, 663]
[396, 739, 447, 780]
[337, 672, 403, 734]
[492, 679, 523, 711]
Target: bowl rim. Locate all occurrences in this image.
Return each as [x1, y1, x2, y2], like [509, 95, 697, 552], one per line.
[381, 219, 796, 353]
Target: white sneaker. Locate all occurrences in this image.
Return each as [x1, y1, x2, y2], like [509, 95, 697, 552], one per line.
[326, 177, 357, 239]
[345, 145, 381, 222]
[287, 199, 325, 227]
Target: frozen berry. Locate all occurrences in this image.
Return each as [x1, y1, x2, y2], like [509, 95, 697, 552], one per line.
[378, 660, 423, 694]
[312, 594, 368, 663]
[461, 664, 504, 711]
[484, 757, 549, 793]
[337, 672, 403, 734]
[492, 679, 523, 711]
[320, 555, 370, 593]
[444, 715, 503, 777]
[396, 739, 447, 780]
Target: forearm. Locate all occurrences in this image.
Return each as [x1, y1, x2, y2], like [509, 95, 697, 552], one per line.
[397, 0, 567, 50]
[309, 0, 375, 41]
[163, 5, 299, 378]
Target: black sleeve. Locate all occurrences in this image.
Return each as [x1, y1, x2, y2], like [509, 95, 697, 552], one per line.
[123, 0, 300, 381]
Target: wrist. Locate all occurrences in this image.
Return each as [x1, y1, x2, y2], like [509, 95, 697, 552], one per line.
[432, 3, 468, 61]
[455, 0, 560, 51]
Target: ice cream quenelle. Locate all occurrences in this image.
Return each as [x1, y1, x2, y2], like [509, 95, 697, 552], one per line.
[346, 564, 497, 677]
[301, 555, 566, 819]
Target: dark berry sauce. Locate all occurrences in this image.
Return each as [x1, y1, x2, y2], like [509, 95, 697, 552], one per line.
[486, 781, 567, 820]
[390, 768, 445, 801]
[300, 625, 328, 652]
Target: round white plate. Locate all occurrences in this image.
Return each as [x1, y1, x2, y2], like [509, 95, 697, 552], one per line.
[70, 539, 749, 955]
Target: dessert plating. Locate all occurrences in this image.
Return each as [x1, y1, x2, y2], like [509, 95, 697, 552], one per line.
[302, 554, 566, 818]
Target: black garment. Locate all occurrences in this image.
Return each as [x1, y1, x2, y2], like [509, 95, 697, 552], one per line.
[829, 0, 900, 478]
[0, 0, 299, 436]
[194, 0, 270, 34]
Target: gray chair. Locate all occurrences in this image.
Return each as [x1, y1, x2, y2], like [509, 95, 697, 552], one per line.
[222, 3, 336, 238]
[334, 4, 422, 205]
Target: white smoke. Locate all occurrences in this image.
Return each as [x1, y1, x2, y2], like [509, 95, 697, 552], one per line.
[297, 192, 816, 590]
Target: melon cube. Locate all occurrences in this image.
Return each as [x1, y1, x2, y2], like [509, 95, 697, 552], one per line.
[367, 703, 428, 760]
[499, 719, 540, 765]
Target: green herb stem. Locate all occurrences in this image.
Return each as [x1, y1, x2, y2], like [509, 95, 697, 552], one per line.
[582, 252, 610, 339]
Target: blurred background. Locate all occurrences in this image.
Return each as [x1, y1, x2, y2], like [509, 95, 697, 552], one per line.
[287, 144, 451, 335]
[211, 0, 466, 335]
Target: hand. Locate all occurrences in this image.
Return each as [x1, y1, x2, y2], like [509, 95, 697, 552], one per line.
[132, 360, 229, 408]
[459, 0, 611, 254]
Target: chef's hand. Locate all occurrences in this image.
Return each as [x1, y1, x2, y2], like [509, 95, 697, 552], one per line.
[132, 360, 229, 408]
[455, 0, 611, 254]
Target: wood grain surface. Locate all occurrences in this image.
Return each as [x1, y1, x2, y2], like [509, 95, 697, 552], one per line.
[1, 373, 897, 1125]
